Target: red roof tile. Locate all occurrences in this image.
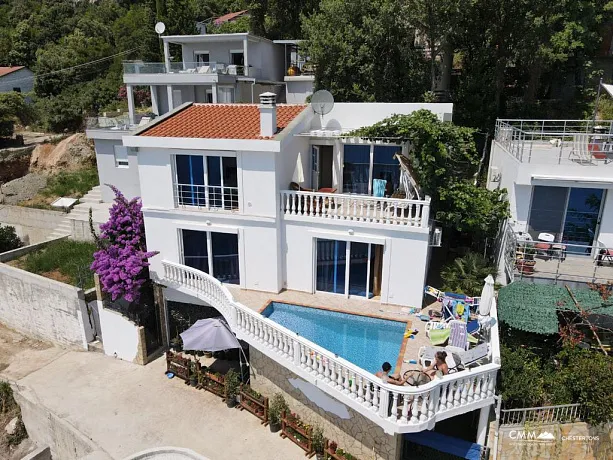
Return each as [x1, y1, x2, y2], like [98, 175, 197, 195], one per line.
[214, 10, 248, 25]
[140, 104, 307, 140]
[0, 66, 25, 78]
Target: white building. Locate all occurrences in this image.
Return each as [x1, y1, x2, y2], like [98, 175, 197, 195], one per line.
[489, 119, 613, 285]
[121, 33, 314, 125]
[87, 94, 501, 459]
[0, 66, 34, 94]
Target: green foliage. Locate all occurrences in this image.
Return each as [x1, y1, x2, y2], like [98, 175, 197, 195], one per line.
[597, 95, 613, 121]
[18, 240, 96, 289]
[39, 168, 99, 199]
[0, 224, 23, 254]
[0, 92, 33, 136]
[269, 392, 288, 425]
[224, 368, 241, 398]
[303, 0, 429, 102]
[208, 15, 251, 34]
[311, 423, 324, 454]
[440, 252, 496, 296]
[0, 381, 16, 414]
[251, 0, 318, 40]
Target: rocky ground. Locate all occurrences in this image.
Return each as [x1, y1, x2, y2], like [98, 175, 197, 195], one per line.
[0, 173, 47, 205]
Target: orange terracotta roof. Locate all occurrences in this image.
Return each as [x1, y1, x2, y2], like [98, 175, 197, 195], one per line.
[214, 10, 248, 25]
[140, 104, 308, 140]
[0, 66, 25, 78]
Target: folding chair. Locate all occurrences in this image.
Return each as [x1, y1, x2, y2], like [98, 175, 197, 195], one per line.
[569, 133, 594, 164]
[449, 320, 469, 351]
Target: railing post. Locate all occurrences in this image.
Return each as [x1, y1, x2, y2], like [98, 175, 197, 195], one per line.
[422, 196, 431, 228]
[379, 389, 389, 418]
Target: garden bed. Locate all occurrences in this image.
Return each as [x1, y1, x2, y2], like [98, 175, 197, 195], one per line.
[280, 411, 314, 457]
[5, 239, 96, 288]
[238, 385, 268, 423]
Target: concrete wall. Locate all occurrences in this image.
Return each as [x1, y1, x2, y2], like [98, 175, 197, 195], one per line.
[285, 78, 314, 104]
[0, 67, 34, 93]
[487, 421, 612, 460]
[98, 301, 142, 362]
[250, 347, 401, 460]
[0, 205, 66, 244]
[14, 386, 100, 460]
[92, 138, 141, 202]
[0, 245, 91, 349]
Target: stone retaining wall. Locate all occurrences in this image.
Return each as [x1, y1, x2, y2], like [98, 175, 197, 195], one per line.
[249, 347, 401, 460]
[0, 204, 66, 244]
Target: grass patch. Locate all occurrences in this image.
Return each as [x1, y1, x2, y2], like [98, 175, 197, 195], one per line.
[19, 167, 99, 210]
[11, 240, 96, 289]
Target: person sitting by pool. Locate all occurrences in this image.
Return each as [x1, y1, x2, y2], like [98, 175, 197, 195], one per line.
[375, 362, 407, 385]
[424, 351, 449, 378]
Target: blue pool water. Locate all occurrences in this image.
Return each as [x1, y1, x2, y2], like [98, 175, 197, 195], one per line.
[261, 302, 407, 373]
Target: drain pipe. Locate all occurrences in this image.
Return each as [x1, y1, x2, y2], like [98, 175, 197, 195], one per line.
[244, 78, 256, 103]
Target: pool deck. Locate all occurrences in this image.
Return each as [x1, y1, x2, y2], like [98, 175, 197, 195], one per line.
[227, 287, 439, 377]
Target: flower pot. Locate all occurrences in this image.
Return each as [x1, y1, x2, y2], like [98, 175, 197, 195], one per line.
[190, 377, 198, 387]
[316, 454, 324, 460]
[203, 351, 213, 358]
[226, 397, 237, 408]
[269, 422, 281, 433]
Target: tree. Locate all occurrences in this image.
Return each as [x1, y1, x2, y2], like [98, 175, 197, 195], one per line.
[207, 14, 251, 34]
[0, 92, 30, 137]
[250, 0, 319, 40]
[164, 0, 198, 35]
[0, 224, 23, 253]
[303, 0, 429, 102]
[440, 252, 497, 296]
[91, 185, 158, 303]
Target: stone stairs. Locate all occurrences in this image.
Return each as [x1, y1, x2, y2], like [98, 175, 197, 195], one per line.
[46, 185, 104, 241]
[87, 339, 104, 354]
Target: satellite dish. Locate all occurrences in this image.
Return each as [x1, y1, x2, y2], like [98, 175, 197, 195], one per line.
[311, 90, 334, 117]
[155, 22, 166, 35]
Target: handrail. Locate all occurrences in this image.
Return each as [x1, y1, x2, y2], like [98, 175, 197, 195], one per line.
[500, 403, 585, 426]
[161, 260, 499, 433]
[280, 190, 431, 228]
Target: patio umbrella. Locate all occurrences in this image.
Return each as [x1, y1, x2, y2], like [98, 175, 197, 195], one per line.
[479, 275, 495, 316]
[180, 317, 241, 352]
[292, 151, 305, 190]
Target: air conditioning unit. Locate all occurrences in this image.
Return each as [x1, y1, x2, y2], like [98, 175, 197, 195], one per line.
[430, 227, 442, 247]
[489, 166, 501, 183]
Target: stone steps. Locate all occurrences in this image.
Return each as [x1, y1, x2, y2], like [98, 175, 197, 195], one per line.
[87, 340, 104, 354]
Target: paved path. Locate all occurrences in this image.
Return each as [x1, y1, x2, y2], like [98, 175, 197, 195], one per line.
[16, 352, 305, 460]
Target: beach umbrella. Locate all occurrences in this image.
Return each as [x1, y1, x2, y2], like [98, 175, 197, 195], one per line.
[479, 275, 495, 316]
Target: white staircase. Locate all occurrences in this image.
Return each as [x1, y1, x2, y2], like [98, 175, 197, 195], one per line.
[46, 185, 104, 241]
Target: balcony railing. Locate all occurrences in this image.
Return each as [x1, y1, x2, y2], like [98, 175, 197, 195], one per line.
[280, 190, 431, 228]
[161, 260, 500, 434]
[173, 183, 239, 211]
[85, 113, 153, 131]
[495, 119, 613, 165]
[500, 403, 586, 426]
[504, 225, 613, 284]
[123, 61, 246, 76]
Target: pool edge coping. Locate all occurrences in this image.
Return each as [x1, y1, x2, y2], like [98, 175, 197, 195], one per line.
[259, 299, 412, 375]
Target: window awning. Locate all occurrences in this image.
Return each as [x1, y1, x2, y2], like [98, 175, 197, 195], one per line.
[404, 431, 483, 460]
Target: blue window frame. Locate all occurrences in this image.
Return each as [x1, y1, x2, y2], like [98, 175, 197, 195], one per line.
[176, 155, 205, 206]
[342, 145, 370, 194]
[181, 229, 240, 284]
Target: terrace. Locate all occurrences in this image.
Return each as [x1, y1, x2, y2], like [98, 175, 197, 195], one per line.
[495, 119, 613, 166]
[161, 260, 500, 435]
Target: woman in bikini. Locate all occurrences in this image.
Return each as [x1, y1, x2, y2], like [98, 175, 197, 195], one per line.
[424, 351, 449, 378]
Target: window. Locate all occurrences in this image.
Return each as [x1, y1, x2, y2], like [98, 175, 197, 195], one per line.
[217, 87, 234, 103]
[316, 238, 383, 298]
[12, 87, 21, 93]
[342, 144, 402, 196]
[230, 50, 244, 66]
[113, 145, 129, 168]
[175, 154, 238, 210]
[181, 229, 240, 284]
[195, 51, 210, 65]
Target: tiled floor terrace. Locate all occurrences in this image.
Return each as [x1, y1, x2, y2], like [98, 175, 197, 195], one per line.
[227, 286, 444, 377]
[513, 254, 613, 285]
[497, 139, 613, 166]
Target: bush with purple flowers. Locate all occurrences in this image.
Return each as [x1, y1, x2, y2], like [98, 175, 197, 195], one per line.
[91, 185, 158, 302]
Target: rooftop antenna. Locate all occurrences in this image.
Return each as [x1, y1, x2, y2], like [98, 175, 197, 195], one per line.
[310, 89, 334, 127]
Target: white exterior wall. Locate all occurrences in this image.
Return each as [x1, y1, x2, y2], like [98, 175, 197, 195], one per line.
[181, 41, 243, 66]
[92, 138, 141, 202]
[98, 302, 141, 361]
[0, 67, 34, 93]
[285, 78, 314, 104]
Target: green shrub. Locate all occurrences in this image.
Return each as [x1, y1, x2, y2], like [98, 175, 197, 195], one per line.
[440, 252, 497, 296]
[0, 225, 23, 253]
[0, 381, 16, 414]
[500, 345, 545, 408]
[40, 168, 99, 199]
[20, 240, 96, 288]
[269, 392, 288, 425]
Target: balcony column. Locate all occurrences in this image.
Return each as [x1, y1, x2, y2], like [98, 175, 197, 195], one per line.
[211, 83, 218, 103]
[150, 86, 159, 115]
[476, 405, 491, 445]
[243, 37, 249, 77]
[167, 85, 174, 110]
[163, 40, 171, 72]
[126, 84, 135, 125]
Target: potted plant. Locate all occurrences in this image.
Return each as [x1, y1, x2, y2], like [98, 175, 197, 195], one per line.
[329, 441, 337, 454]
[189, 361, 199, 387]
[224, 369, 240, 408]
[312, 423, 324, 460]
[269, 393, 288, 433]
[203, 350, 213, 359]
[170, 336, 182, 352]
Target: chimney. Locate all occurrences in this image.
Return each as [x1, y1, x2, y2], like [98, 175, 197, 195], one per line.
[259, 92, 277, 137]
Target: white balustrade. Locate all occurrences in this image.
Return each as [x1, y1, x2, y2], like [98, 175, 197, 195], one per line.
[280, 190, 431, 228]
[162, 260, 500, 433]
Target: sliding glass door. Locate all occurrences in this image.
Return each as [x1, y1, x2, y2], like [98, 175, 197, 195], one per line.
[181, 229, 240, 284]
[342, 144, 402, 196]
[527, 186, 604, 254]
[316, 238, 383, 298]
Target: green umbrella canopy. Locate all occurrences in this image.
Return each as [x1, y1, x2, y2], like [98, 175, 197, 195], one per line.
[497, 282, 613, 335]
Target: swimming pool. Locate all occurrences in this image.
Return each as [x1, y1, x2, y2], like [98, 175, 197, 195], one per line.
[261, 302, 407, 373]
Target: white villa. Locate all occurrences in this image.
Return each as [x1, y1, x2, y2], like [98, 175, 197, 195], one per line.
[489, 119, 613, 286]
[87, 94, 500, 460]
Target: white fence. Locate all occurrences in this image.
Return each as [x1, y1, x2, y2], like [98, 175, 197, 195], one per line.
[500, 403, 586, 426]
[162, 260, 499, 434]
[280, 190, 431, 228]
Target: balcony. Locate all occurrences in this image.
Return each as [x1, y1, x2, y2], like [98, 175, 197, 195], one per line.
[495, 119, 613, 166]
[161, 260, 500, 434]
[173, 183, 239, 212]
[503, 224, 613, 285]
[85, 113, 153, 132]
[280, 190, 431, 229]
[123, 61, 247, 76]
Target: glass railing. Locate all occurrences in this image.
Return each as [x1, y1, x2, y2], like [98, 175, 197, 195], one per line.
[85, 113, 153, 131]
[123, 61, 246, 76]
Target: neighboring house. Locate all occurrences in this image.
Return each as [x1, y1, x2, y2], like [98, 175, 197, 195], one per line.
[120, 32, 313, 125]
[87, 95, 501, 458]
[488, 119, 613, 286]
[0, 66, 34, 94]
[214, 10, 249, 26]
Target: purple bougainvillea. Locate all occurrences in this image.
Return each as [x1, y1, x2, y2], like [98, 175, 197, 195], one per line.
[91, 185, 158, 302]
